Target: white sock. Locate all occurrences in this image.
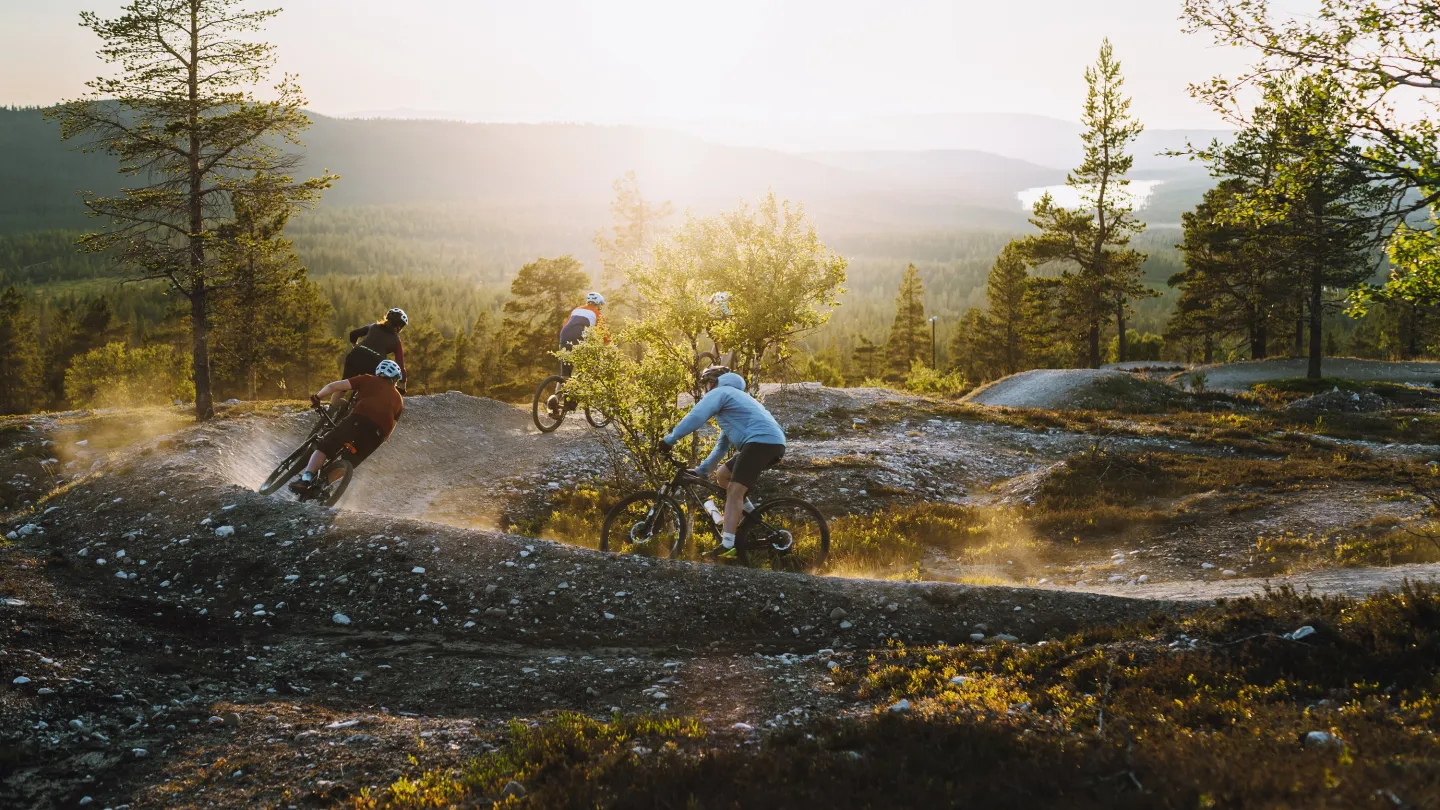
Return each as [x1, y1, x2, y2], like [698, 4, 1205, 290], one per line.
[721, 532, 735, 548]
[300, 471, 313, 482]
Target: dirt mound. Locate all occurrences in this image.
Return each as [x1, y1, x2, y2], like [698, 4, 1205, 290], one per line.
[206, 393, 605, 530]
[1285, 388, 1391, 413]
[1182, 358, 1440, 391]
[758, 383, 907, 429]
[964, 369, 1182, 411]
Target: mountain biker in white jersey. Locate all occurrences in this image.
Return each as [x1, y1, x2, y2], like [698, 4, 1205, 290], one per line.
[658, 367, 786, 559]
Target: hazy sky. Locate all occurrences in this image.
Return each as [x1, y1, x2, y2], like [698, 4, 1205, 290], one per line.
[2, 0, 1283, 133]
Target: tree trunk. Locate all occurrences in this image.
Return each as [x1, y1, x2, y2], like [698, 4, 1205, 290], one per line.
[1088, 320, 1101, 369]
[187, 1, 212, 421]
[1254, 322, 1267, 360]
[1203, 333, 1214, 365]
[190, 286, 214, 419]
[1408, 302, 1420, 359]
[1115, 301, 1127, 363]
[1294, 301, 1305, 358]
[1307, 264, 1323, 379]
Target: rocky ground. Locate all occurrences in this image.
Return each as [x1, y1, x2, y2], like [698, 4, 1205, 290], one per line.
[4, 380, 1440, 807]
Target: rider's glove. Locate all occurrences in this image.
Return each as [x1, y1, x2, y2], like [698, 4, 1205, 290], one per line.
[657, 438, 674, 455]
[310, 394, 322, 408]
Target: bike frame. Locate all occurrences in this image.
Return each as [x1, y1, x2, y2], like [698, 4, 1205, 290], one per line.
[653, 460, 779, 550]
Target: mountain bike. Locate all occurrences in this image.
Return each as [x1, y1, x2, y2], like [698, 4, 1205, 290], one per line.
[257, 397, 358, 506]
[531, 374, 611, 433]
[599, 453, 830, 572]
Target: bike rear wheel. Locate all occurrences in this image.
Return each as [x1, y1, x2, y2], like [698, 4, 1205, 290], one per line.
[532, 375, 567, 433]
[600, 491, 688, 559]
[694, 351, 718, 377]
[736, 497, 830, 573]
[319, 459, 355, 507]
[260, 441, 313, 495]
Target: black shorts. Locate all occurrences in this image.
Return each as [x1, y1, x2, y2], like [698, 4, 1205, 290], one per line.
[557, 334, 582, 377]
[723, 442, 785, 489]
[342, 346, 382, 378]
[316, 415, 386, 467]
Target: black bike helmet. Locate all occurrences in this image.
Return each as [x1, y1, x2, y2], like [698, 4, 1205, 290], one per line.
[700, 365, 730, 389]
[385, 308, 408, 328]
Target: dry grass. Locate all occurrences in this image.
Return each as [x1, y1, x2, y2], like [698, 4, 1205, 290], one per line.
[346, 585, 1440, 809]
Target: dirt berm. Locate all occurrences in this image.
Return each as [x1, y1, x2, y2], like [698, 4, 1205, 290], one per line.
[963, 368, 1180, 410]
[13, 395, 1173, 651]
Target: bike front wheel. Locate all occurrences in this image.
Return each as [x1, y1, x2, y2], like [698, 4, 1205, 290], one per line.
[260, 441, 313, 495]
[532, 375, 567, 433]
[600, 491, 689, 559]
[737, 498, 830, 573]
[584, 403, 611, 428]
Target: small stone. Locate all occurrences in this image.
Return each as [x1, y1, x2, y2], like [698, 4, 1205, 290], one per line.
[215, 526, 235, 538]
[411, 566, 426, 574]
[486, 607, 507, 617]
[992, 634, 1019, 642]
[731, 722, 754, 731]
[888, 699, 911, 713]
[208, 715, 225, 725]
[332, 613, 352, 626]
[12, 676, 30, 685]
[1201, 562, 1215, 569]
[1304, 731, 1344, 749]
[500, 780, 527, 799]
[69, 719, 86, 731]
[838, 620, 853, 629]
[969, 633, 985, 642]
[37, 687, 55, 696]
[131, 748, 149, 759]
[1222, 569, 1237, 577]
[949, 675, 968, 685]
[829, 607, 848, 620]
[1286, 626, 1317, 641]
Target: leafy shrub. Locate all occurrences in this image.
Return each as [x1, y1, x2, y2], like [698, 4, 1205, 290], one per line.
[903, 360, 968, 397]
[63, 341, 193, 408]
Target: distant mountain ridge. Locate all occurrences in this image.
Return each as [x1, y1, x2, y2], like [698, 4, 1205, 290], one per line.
[0, 107, 1214, 237]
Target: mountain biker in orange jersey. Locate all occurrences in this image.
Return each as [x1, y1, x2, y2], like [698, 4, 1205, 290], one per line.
[658, 367, 786, 559]
[557, 292, 606, 377]
[547, 291, 606, 417]
[334, 308, 407, 408]
[289, 359, 405, 494]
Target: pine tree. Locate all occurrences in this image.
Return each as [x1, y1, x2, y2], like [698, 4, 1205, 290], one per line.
[502, 256, 591, 374]
[0, 286, 43, 414]
[1199, 75, 1387, 378]
[1170, 178, 1290, 360]
[850, 336, 882, 381]
[885, 264, 928, 378]
[1022, 39, 1151, 367]
[209, 187, 307, 399]
[948, 308, 989, 383]
[442, 330, 476, 392]
[404, 325, 447, 394]
[283, 279, 342, 397]
[50, 0, 333, 420]
[976, 243, 1030, 375]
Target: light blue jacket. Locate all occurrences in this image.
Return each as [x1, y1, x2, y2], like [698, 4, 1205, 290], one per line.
[664, 373, 786, 475]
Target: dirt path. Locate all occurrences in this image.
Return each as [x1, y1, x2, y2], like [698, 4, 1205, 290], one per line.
[1076, 562, 1440, 601]
[962, 369, 1132, 409]
[1185, 357, 1440, 390]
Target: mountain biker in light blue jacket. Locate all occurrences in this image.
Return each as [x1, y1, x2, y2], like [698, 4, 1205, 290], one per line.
[659, 368, 786, 559]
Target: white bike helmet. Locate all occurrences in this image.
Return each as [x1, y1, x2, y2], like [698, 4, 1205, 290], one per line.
[709, 291, 732, 317]
[385, 308, 408, 327]
[375, 359, 403, 382]
[585, 291, 606, 306]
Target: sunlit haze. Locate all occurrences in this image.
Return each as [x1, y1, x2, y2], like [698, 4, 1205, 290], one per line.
[2, 0, 1272, 149]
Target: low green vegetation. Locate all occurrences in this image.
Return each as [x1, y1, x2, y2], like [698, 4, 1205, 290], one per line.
[346, 586, 1440, 808]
